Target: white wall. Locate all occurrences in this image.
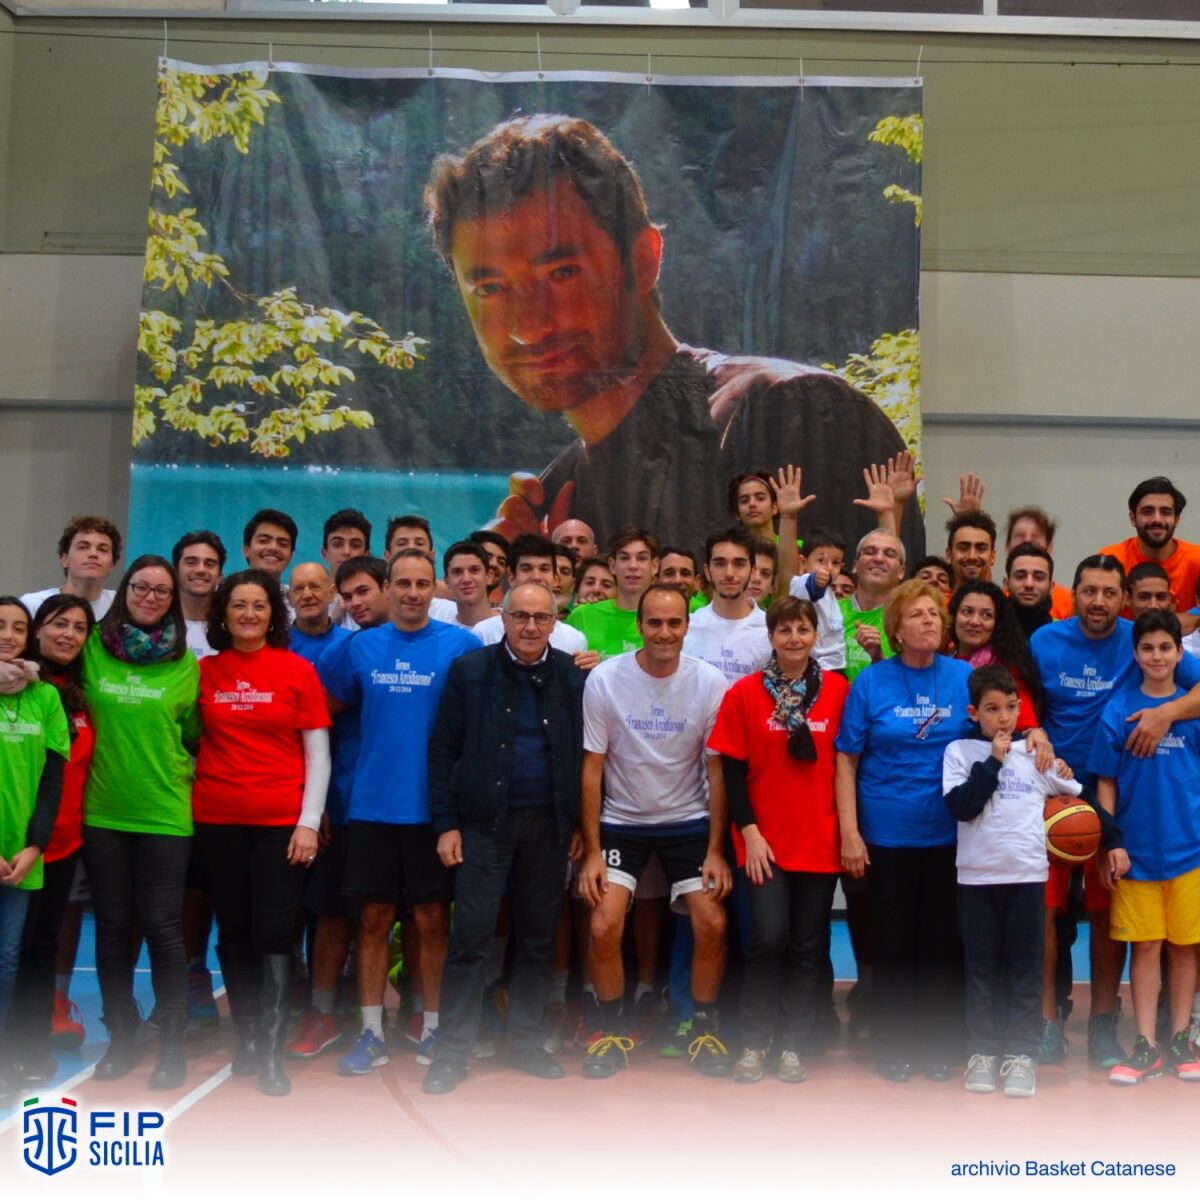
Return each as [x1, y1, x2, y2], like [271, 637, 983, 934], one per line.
[2, 253, 1199, 590]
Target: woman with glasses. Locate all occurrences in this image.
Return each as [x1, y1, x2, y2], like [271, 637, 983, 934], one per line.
[82, 555, 200, 1090]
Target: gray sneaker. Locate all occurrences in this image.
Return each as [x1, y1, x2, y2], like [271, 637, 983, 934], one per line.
[964, 1053, 998, 1093]
[733, 1047, 765, 1084]
[1000, 1054, 1037, 1098]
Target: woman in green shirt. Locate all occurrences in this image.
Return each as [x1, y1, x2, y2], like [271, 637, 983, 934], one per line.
[82, 556, 200, 1091]
[0, 597, 69, 1103]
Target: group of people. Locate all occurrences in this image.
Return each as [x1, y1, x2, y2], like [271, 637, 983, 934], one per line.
[2, 466, 1200, 1105]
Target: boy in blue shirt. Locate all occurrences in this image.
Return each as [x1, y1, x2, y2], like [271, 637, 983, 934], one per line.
[1089, 610, 1200, 1085]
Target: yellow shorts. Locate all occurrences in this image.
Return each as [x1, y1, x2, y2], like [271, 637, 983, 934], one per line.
[1110, 865, 1200, 944]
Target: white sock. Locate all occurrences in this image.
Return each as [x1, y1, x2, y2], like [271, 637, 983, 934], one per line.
[422, 1011, 439, 1039]
[55, 975, 72, 996]
[312, 989, 337, 1016]
[635, 981, 655, 1004]
[583, 982, 597, 1001]
[362, 1006, 384, 1038]
[550, 971, 568, 1006]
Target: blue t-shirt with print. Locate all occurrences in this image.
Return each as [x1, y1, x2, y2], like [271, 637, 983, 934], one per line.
[1032, 617, 1200, 782]
[319, 620, 481, 825]
[1089, 685, 1200, 882]
[835, 655, 973, 848]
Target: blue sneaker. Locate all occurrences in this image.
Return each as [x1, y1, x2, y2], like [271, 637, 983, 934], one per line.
[186, 965, 220, 1028]
[337, 1030, 389, 1076]
[415, 1028, 439, 1067]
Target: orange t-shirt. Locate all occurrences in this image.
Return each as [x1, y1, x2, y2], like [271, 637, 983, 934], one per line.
[1099, 537, 1200, 614]
[1049, 583, 1074, 622]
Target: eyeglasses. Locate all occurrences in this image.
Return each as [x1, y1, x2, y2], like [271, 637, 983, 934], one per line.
[506, 611, 553, 627]
[129, 582, 174, 600]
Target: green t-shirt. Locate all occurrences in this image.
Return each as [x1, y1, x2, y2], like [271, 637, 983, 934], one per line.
[567, 599, 642, 660]
[0, 681, 70, 890]
[688, 593, 709, 614]
[838, 596, 895, 684]
[82, 633, 201, 837]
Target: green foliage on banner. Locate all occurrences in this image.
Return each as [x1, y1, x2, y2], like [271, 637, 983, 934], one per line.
[869, 114, 923, 227]
[137, 67, 427, 458]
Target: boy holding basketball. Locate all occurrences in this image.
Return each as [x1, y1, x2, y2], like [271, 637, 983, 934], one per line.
[944, 665, 1088, 1098]
[1090, 610, 1200, 1085]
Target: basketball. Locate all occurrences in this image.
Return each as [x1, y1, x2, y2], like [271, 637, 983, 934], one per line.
[1044, 797, 1102, 863]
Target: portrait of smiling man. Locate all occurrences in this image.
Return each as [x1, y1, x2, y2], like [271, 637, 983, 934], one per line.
[424, 114, 923, 558]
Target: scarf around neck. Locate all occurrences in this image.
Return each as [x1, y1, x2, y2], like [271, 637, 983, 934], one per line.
[100, 617, 180, 665]
[762, 653, 823, 762]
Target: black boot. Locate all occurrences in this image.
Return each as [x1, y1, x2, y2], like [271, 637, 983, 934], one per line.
[93, 1000, 140, 1082]
[257, 954, 291, 1097]
[148, 1014, 187, 1090]
[216, 943, 257, 1075]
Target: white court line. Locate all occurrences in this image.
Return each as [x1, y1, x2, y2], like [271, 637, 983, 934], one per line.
[0, 985, 228, 1135]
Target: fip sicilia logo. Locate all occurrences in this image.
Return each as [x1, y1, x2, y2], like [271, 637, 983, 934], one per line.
[22, 1094, 166, 1176]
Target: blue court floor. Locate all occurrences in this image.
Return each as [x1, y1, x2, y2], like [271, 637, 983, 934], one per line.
[1, 914, 1100, 1121]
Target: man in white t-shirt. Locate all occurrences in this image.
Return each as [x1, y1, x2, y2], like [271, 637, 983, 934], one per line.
[172, 530, 225, 660]
[683, 527, 769, 685]
[578, 584, 733, 1079]
[472, 534, 596, 667]
[440, 541, 496, 630]
[22, 515, 122, 621]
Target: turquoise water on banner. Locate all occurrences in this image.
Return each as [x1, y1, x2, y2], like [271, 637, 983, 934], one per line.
[127, 464, 513, 566]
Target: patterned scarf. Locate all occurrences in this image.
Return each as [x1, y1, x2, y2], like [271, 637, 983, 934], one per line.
[100, 617, 180, 665]
[761, 653, 823, 762]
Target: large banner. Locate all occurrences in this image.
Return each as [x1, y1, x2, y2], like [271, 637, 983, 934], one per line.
[133, 61, 923, 564]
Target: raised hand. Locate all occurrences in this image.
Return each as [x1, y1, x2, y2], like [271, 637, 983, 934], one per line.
[942, 472, 986, 518]
[851, 464, 896, 515]
[884, 450, 919, 505]
[769, 464, 816, 519]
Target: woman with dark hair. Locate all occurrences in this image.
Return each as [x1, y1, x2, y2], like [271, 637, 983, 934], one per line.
[708, 596, 849, 1085]
[194, 570, 330, 1096]
[0, 597, 69, 1103]
[948, 581, 1044, 729]
[82, 554, 200, 1090]
[4, 596, 94, 1082]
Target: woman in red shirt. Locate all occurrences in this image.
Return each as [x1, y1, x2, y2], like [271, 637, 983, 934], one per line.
[5, 595, 95, 1082]
[708, 596, 849, 1085]
[193, 570, 330, 1096]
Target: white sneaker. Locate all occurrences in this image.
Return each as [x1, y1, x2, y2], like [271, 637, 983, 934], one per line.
[1000, 1054, 1036, 1098]
[964, 1054, 998, 1093]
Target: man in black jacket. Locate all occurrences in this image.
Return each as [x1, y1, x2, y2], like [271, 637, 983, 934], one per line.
[423, 581, 586, 1094]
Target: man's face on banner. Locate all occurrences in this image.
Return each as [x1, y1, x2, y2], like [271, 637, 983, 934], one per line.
[448, 177, 659, 414]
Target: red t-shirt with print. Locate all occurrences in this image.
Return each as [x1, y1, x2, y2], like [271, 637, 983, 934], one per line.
[193, 647, 330, 825]
[707, 669, 848, 873]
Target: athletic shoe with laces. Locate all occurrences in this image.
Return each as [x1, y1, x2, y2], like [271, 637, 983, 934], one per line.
[337, 1029, 389, 1076]
[574, 996, 605, 1050]
[964, 1054, 999, 1093]
[628, 992, 659, 1047]
[582, 1033, 635, 1079]
[1108, 1035, 1164, 1086]
[659, 1016, 694, 1059]
[288, 1011, 342, 1059]
[1037, 1017, 1067, 1065]
[415, 1028, 439, 1067]
[1163, 1030, 1200, 1081]
[1088, 1010, 1127, 1070]
[776, 1050, 807, 1084]
[687, 1023, 731, 1078]
[50, 990, 85, 1049]
[542, 1000, 570, 1055]
[733, 1047, 765, 1084]
[1000, 1054, 1036, 1098]
[1188, 1014, 1200, 1047]
[186, 964, 219, 1027]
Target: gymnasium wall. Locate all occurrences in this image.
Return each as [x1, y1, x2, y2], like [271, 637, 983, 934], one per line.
[1, 18, 1198, 588]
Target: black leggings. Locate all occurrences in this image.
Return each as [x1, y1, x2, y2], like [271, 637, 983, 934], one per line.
[5, 851, 80, 1058]
[83, 827, 191, 1024]
[192, 824, 306, 956]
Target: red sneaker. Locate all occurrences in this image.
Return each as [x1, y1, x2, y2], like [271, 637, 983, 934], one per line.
[51, 990, 85, 1049]
[287, 1011, 342, 1059]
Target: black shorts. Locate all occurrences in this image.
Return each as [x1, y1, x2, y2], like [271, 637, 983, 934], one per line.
[600, 824, 711, 914]
[343, 820, 451, 908]
[304, 822, 355, 920]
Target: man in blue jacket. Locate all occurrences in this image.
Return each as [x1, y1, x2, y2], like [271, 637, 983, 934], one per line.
[423, 580, 587, 1093]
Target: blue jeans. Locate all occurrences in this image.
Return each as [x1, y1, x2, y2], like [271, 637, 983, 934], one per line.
[0, 885, 33, 1034]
